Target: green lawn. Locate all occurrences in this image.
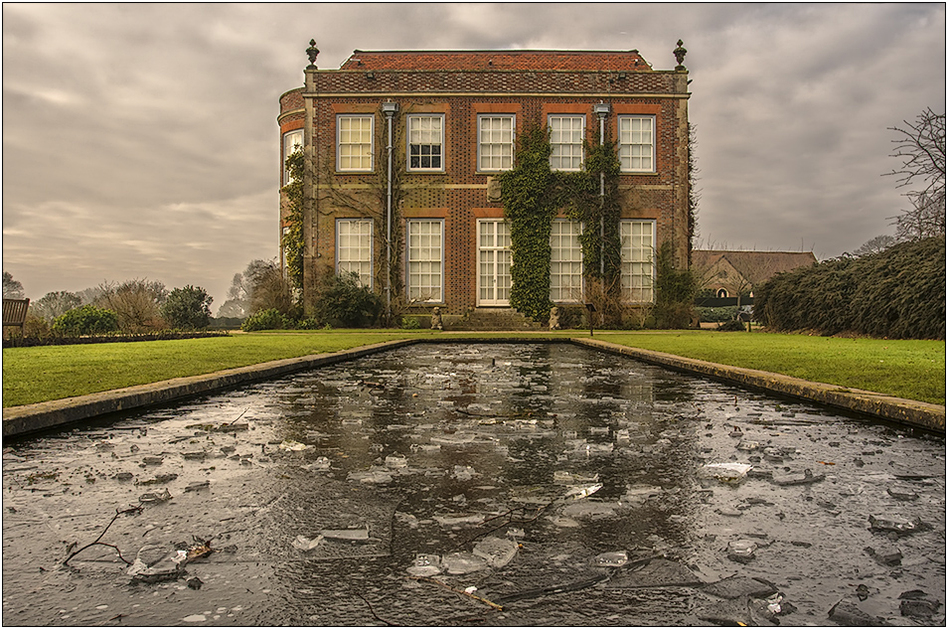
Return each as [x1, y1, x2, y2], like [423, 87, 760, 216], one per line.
[1, 332, 418, 407]
[602, 330, 946, 406]
[2, 329, 944, 407]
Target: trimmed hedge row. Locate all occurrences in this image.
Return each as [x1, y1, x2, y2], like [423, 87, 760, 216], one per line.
[3, 330, 230, 348]
[754, 237, 945, 339]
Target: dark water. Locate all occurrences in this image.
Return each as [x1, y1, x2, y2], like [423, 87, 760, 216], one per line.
[2, 343, 945, 626]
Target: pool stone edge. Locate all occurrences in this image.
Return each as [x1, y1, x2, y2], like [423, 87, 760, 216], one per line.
[4, 336, 943, 438]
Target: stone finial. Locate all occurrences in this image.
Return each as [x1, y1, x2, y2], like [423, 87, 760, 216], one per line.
[673, 39, 687, 71]
[306, 39, 320, 69]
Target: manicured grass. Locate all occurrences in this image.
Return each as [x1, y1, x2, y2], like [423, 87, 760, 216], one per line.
[3, 329, 944, 407]
[601, 330, 946, 406]
[2, 332, 418, 407]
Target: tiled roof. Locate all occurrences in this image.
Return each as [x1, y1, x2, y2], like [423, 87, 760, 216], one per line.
[338, 49, 653, 72]
[693, 250, 818, 286]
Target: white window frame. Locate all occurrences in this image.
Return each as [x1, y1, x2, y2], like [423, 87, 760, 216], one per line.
[283, 130, 303, 185]
[336, 218, 373, 287]
[407, 114, 445, 172]
[337, 114, 374, 172]
[477, 219, 512, 306]
[406, 219, 444, 302]
[620, 219, 655, 303]
[618, 115, 656, 173]
[550, 220, 584, 302]
[548, 115, 585, 171]
[477, 114, 515, 172]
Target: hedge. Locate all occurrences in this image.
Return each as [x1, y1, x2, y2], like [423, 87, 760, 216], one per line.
[754, 237, 945, 339]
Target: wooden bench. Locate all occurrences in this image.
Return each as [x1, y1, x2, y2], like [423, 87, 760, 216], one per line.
[3, 298, 30, 335]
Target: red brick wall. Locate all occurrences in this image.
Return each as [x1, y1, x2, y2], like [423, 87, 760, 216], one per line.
[279, 62, 690, 315]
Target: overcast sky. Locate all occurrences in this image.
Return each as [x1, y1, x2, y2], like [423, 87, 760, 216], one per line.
[3, 2, 945, 311]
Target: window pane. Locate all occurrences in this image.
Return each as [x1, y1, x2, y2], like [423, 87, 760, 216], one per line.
[620, 220, 654, 302]
[337, 219, 373, 287]
[283, 130, 303, 184]
[407, 220, 443, 302]
[408, 115, 443, 171]
[338, 116, 373, 171]
[619, 116, 654, 172]
[550, 220, 583, 302]
[549, 115, 584, 171]
[479, 115, 515, 172]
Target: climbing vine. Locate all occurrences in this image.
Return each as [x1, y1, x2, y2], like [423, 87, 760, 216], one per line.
[312, 108, 407, 325]
[498, 124, 558, 321]
[570, 139, 622, 285]
[281, 149, 305, 300]
[499, 120, 624, 323]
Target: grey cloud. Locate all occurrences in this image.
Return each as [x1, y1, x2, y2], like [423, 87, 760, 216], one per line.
[2, 3, 945, 304]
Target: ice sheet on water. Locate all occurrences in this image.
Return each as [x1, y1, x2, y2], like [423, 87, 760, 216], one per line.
[292, 535, 324, 551]
[473, 536, 518, 568]
[728, 539, 757, 562]
[561, 500, 617, 519]
[279, 440, 310, 451]
[407, 554, 443, 577]
[384, 455, 407, 468]
[701, 463, 752, 483]
[321, 526, 370, 541]
[451, 465, 478, 481]
[347, 469, 393, 484]
[593, 551, 628, 567]
[434, 514, 485, 527]
[443, 551, 488, 574]
[623, 484, 663, 505]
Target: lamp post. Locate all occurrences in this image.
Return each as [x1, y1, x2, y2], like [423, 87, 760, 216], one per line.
[381, 102, 399, 324]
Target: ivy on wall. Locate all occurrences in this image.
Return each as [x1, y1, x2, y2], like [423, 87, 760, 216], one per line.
[281, 149, 305, 299]
[571, 139, 622, 286]
[308, 107, 408, 325]
[498, 124, 558, 321]
[499, 122, 624, 322]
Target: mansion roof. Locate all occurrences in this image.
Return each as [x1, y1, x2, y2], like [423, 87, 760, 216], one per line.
[338, 49, 653, 72]
[693, 250, 818, 287]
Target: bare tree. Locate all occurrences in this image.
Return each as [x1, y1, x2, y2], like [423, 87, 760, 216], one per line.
[886, 107, 946, 240]
[852, 234, 897, 257]
[3, 271, 25, 299]
[216, 272, 250, 318]
[32, 291, 82, 322]
[244, 259, 292, 315]
[94, 279, 168, 333]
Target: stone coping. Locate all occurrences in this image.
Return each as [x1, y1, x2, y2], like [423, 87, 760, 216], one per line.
[3, 337, 943, 438]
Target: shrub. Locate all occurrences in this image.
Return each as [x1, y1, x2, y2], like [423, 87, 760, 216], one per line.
[698, 306, 738, 323]
[401, 316, 421, 329]
[22, 314, 52, 339]
[313, 273, 383, 328]
[297, 317, 322, 330]
[653, 242, 697, 329]
[245, 259, 293, 315]
[241, 308, 289, 332]
[161, 285, 213, 330]
[52, 305, 119, 336]
[717, 319, 747, 332]
[754, 236, 945, 339]
[94, 279, 167, 333]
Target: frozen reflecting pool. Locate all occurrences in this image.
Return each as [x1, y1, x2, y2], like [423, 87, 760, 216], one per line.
[2, 343, 945, 626]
